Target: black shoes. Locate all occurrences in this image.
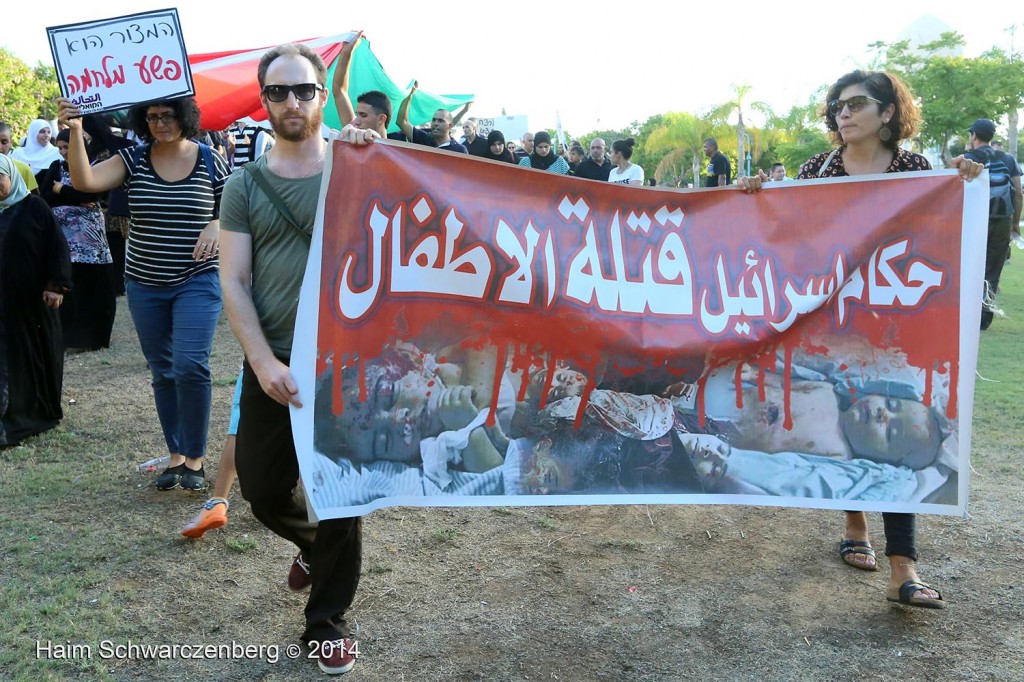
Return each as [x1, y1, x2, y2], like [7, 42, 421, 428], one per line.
[180, 465, 206, 492]
[155, 464, 185, 490]
[154, 462, 206, 491]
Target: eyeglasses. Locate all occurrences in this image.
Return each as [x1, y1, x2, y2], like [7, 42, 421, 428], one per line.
[827, 95, 883, 117]
[261, 83, 324, 102]
[145, 113, 177, 125]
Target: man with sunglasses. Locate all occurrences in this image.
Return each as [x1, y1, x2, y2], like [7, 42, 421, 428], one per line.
[220, 43, 376, 676]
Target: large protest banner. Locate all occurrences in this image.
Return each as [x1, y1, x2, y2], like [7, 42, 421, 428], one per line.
[291, 141, 987, 520]
[47, 9, 193, 115]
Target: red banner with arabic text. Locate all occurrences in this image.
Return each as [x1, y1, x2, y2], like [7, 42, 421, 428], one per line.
[291, 141, 985, 519]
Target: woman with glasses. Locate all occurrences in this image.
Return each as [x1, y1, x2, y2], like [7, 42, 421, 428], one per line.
[738, 69, 982, 609]
[57, 96, 229, 493]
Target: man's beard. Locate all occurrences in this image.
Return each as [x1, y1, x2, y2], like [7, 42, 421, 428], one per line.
[268, 107, 323, 142]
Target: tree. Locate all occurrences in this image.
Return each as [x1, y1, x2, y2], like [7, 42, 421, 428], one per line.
[709, 84, 774, 178]
[627, 114, 665, 180]
[752, 95, 832, 175]
[978, 47, 1023, 159]
[0, 48, 60, 142]
[871, 33, 1024, 163]
[642, 111, 727, 187]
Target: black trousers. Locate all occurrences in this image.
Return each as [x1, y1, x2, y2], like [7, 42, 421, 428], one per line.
[881, 513, 916, 561]
[61, 262, 116, 350]
[849, 512, 915, 559]
[235, 360, 362, 642]
[981, 217, 1012, 330]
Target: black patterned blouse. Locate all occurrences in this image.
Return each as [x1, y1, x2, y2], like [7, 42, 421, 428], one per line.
[798, 146, 932, 179]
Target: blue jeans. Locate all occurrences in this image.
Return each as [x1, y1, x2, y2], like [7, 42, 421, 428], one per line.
[126, 271, 222, 459]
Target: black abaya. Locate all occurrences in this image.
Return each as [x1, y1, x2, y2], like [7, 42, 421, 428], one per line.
[0, 195, 71, 445]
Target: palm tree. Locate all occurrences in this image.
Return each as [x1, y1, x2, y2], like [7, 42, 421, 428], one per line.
[709, 84, 774, 178]
[643, 111, 725, 187]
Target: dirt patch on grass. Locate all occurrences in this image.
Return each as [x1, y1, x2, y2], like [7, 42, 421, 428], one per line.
[3, 298, 1023, 681]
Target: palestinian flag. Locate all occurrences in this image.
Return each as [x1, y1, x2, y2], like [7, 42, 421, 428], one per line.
[189, 32, 472, 132]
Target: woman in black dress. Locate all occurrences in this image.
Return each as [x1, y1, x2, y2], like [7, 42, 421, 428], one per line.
[0, 154, 72, 445]
[41, 129, 116, 350]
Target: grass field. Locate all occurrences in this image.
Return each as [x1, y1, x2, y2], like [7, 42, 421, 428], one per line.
[2, 250, 1023, 681]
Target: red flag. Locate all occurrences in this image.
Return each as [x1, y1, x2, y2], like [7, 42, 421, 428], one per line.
[189, 34, 349, 130]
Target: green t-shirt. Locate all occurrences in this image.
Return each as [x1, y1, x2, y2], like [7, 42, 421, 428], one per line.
[220, 156, 321, 358]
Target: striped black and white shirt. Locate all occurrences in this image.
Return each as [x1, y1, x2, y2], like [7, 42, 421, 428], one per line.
[118, 144, 229, 286]
[229, 125, 272, 168]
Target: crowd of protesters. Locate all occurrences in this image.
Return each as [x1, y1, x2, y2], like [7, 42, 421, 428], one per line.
[1, 40, 1021, 674]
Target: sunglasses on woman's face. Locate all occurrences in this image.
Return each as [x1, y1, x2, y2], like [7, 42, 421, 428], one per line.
[827, 95, 882, 117]
[261, 83, 325, 103]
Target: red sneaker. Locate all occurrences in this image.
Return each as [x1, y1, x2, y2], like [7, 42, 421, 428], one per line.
[315, 638, 357, 675]
[288, 551, 312, 591]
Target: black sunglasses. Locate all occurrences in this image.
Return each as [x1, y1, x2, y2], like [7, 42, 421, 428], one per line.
[261, 83, 325, 103]
[827, 95, 882, 117]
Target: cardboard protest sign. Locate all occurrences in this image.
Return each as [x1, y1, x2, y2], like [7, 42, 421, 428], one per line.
[47, 9, 194, 115]
[290, 141, 987, 520]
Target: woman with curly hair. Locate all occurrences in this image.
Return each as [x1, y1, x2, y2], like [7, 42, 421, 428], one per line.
[739, 69, 984, 610]
[57, 95, 229, 493]
[799, 69, 929, 178]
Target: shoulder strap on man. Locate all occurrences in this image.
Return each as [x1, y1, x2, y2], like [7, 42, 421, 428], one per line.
[966, 145, 992, 165]
[243, 163, 310, 242]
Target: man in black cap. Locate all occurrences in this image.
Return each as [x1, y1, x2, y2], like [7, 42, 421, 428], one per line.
[964, 118, 1022, 330]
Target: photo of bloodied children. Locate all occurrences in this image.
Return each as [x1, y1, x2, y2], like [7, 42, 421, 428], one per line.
[302, 331, 959, 512]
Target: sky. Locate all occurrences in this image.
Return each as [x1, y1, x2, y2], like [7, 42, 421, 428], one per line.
[6, 1, 1018, 135]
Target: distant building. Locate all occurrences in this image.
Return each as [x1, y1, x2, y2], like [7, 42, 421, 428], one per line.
[896, 15, 964, 58]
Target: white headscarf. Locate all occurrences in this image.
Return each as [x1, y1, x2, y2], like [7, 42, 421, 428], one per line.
[11, 119, 63, 174]
[0, 154, 31, 212]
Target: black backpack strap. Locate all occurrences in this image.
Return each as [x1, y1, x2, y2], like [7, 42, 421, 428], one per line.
[195, 141, 216, 181]
[247, 127, 263, 163]
[243, 163, 310, 242]
[129, 144, 147, 170]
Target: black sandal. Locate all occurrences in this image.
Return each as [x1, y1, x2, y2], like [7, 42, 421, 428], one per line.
[886, 580, 945, 609]
[839, 539, 878, 571]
